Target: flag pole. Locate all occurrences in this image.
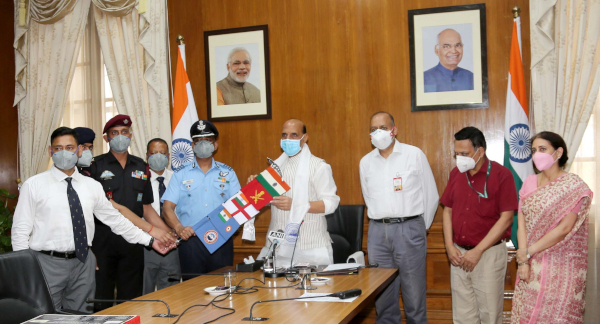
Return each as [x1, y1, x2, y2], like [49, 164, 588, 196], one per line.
[177, 35, 185, 45]
[512, 6, 521, 18]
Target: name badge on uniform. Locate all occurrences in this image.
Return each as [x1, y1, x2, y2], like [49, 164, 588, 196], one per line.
[393, 174, 402, 191]
[183, 179, 194, 185]
[137, 193, 143, 202]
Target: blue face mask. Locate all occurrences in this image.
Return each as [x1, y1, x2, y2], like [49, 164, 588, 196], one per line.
[280, 135, 305, 157]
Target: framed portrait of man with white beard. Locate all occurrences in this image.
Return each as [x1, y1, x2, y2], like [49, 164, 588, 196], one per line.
[205, 25, 272, 122]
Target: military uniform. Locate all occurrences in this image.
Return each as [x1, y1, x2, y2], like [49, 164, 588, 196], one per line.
[162, 159, 240, 279]
[89, 151, 153, 311]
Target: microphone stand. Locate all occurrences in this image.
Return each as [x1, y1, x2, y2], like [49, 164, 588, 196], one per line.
[264, 241, 286, 278]
[86, 298, 177, 318]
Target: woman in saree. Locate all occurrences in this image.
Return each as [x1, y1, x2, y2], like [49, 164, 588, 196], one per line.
[511, 131, 593, 323]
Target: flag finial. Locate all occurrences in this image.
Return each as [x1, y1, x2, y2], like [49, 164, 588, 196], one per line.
[177, 35, 185, 45]
[512, 6, 521, 18]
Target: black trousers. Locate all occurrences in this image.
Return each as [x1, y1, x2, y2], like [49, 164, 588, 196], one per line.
[178, 235, 234, 281]
[93, 225, 144, 312]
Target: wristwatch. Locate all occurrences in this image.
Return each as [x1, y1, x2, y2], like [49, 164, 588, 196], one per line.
[526, 247, 531, 259]
[147, 237, 155, 247]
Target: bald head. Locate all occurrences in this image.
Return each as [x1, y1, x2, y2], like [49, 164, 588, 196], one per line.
[435, 28, 464, 70]
[369, 111, 397, 135]
[283, 119, 306, 135]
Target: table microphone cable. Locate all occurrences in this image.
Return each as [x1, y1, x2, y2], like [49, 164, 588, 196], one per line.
[174, 276, 306, 323]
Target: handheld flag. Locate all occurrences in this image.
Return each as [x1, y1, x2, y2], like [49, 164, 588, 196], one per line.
[207, 205, 240, 241]
[193, 217, 227, 254]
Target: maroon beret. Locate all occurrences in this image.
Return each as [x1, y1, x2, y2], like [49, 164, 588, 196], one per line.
[103, 114, 132, 134]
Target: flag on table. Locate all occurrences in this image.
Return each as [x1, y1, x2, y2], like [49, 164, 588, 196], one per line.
[503, 15, 534, 249]
[171, 43, 199, 171]
[223, 192, 259, 225]
[191, 217, 226, 254]
[255, 166, 291, 197]
[207, 205, 240, 241]
[241, 178, 274, 210]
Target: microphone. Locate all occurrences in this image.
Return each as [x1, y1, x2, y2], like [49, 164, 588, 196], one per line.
[85, 298, 177, 318]
[329, 288, 362, 299]
[266, 229, 286, 256]
[241, 288, 363, 321]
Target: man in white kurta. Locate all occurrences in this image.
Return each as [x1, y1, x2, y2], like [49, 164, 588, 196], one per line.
[256, 119, 340, 266]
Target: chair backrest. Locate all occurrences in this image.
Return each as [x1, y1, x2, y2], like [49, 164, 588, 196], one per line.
[325, 205, 365, 264]
[0, 250, 56, 324]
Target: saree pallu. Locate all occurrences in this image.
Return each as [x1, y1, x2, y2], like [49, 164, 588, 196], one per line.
[511, 173, 592, 324]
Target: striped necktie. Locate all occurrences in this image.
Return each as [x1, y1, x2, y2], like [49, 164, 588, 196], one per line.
[66, 177, 88, 262]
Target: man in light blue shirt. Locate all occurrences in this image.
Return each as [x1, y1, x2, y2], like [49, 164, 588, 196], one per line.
[162, 120, 240, 279]
[424, 28, 474, 93]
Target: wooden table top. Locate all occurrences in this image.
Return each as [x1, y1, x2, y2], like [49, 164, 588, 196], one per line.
[95, 268, 397, 324]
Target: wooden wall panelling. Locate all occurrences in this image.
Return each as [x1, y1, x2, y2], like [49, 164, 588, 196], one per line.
[0, 2, 18, 199]
[167, 0, 530, 322]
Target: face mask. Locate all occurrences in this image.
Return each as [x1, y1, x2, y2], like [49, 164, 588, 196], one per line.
[77, 150, 93, 167]
[456, 149, 482, 173]
[280, 135, 305, 157]
[370, 129, 394, 150]
[532, 151, 559, 171]
[148, 153, 169, 171]
[52, 148, 79, 171]
[109, 135, 131, 153]
[194, 140, 215, 158]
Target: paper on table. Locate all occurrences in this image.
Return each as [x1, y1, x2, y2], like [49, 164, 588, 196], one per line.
[322, 263, 361, 271]
[296, 293, 358, 303]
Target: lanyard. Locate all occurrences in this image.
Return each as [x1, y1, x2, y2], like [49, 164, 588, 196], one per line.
[466, 160, 491, 199]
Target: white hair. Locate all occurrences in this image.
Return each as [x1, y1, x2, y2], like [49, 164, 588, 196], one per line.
[227, 47, 252, 64]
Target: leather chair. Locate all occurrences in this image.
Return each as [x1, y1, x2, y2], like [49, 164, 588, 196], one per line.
[325, 205, 366, 264]
[0, 249, 56, 324]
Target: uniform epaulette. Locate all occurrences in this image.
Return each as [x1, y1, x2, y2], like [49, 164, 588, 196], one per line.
[175, 161, 194, 172]
[216, 162, 233, 171]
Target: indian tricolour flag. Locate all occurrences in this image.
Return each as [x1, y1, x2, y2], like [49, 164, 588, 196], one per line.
[504, 16, 534, 248]
[171, 43, 199, 171]
[256, 167, 291, 196]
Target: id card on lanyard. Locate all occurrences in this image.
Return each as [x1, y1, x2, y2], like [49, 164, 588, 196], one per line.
[393, 173, 402, 191]
[466, 160, 491, 202]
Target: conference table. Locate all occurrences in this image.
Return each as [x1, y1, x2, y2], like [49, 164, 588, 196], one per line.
[96, 267, 397, 323]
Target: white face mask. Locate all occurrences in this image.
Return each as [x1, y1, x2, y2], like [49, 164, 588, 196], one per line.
[370, 129, 394, 150]
[456, 149, 482, 173]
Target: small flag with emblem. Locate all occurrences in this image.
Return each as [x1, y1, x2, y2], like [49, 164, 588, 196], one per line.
[241, 178, 274, 210]
[207, 205, 240, 241]
[191, 217, 226, 254]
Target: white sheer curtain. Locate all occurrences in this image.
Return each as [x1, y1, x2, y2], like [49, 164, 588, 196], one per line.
[570, 97, 600, 324]
[62, 8, 105, 153]
[93, 0, 171, 157]
[530, 0, 600, 168]
[14, 0, 91, 182]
